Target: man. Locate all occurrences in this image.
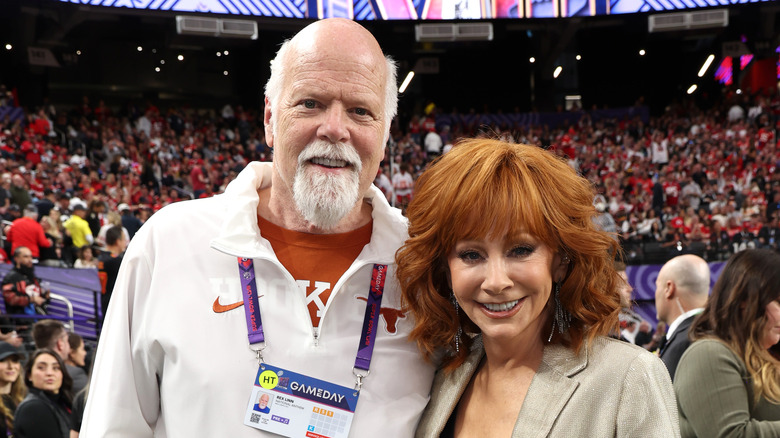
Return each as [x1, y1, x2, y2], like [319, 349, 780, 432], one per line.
[82, 19, 434, 437]
[615, 261, 653, 347]
[6, 204, 52, 259]
[0, 173, 11, 217]
[8, 174, 31, 212]
[34, 188, 57, 219]
[31, 319, 71, 360]
[118, 203, 142, 240]
[654, 254, 710, 380]
[63, 203, 93, 261]
[97, 226, 126, 318]
[1, 247, 50, 333]
[252, 393, 271, 414]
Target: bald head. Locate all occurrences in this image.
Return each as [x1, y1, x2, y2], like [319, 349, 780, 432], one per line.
[265, 18, 398, 136]
[655, 254, 710, 323]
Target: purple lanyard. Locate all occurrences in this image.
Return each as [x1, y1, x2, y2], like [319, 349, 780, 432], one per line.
[238, 258, 387, 371]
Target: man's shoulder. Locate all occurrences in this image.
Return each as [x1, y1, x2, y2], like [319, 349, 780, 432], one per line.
[2, 268, 24, 284]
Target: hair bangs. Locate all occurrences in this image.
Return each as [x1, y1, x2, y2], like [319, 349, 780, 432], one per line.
[447, 160, 552, 250]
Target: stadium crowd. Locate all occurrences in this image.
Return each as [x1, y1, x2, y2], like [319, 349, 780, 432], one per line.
[0, 84, 778, 268]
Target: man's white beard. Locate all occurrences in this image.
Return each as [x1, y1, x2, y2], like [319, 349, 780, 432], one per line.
[293, 140, 363, 230]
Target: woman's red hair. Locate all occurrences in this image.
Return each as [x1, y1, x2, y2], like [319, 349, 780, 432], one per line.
[396, 138, 621, 371]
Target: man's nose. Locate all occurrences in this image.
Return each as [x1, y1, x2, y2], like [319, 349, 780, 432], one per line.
[318, 105, 350, 144]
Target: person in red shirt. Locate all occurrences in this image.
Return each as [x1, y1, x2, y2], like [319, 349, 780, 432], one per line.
[5, 205, 51, 259]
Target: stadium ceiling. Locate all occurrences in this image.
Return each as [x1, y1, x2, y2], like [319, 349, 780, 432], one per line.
[0, 0, 778, 112]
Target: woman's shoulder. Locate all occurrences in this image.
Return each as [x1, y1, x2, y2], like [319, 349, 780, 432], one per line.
[542, 336, 665, 380]
[16, 391, 50, 415]
[678, 338, 743, 370]
[588, 336, 656, 363]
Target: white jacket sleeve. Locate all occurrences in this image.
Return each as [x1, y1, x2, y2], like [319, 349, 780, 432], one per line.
[81, 231, 161, 437]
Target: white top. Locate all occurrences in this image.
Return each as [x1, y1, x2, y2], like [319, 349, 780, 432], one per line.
[81, 161, 435, 437]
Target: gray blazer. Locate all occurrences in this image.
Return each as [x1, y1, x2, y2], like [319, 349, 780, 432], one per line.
[416, 336, 680, 438]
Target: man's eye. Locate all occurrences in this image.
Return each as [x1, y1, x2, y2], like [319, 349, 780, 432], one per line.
[354, 108, 368, 116]
[303, 100, 316, 109]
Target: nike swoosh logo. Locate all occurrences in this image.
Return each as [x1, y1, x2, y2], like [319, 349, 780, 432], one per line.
[212, 297, 244, 313]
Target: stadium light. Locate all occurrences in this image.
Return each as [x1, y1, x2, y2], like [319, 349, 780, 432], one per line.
[529, 57, 535, 63]
[224, 70, 229, 76]
[398, 71, 414, 93]
[697, 54, 715, 77]
[4, 44, 11, 51]
[639, 49, 646, 56]
[177, 55, 184, 61]
[553, 66, 562, 78]
[76, 50, 82, 55]
[686, 84, 697, 94]
[155, 67, 161, 73]
[137, 46, 143, 52]
[224, 51, 229, 56]
[576, 55, 581, 61]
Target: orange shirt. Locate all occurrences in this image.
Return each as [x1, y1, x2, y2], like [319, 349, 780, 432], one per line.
[259, 216, 372, 328]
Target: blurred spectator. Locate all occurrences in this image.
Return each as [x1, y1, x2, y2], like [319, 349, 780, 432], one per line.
[0, 174, 10, 216]
[1, 247, 50, 331]
[63, 204, 93, 261]
[373, 168, 393, 203]
[0, 342, 26, 438]
[73, 246, 97, 269]
[5, 204, 52, 259]
[616, 261, 654, 347]
[95, 211, 129, 249]
[392, 163, 414, 210]
[31, 320, 71, 362]
[8, 174, 31, 211]
[85, 200, 106, 238]
[65, 332, 88, 395]
[38, 214, 66, 268]
[97, 226, 127, 317]
[35, 188, 57, 219]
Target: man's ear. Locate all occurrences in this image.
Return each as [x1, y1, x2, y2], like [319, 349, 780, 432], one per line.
[263, 96, 274, 149]
[664, 281, 675, 300]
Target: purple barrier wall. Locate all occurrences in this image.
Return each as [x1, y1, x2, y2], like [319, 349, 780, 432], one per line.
[0, 264, 101, 341]
[626, 262, 727, 328]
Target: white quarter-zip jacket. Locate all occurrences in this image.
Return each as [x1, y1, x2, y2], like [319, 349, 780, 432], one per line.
[81, 161, 435, 437]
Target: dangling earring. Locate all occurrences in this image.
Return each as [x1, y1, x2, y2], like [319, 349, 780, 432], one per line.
[548, 281, 572, 342]
[451, 293, 463, 354]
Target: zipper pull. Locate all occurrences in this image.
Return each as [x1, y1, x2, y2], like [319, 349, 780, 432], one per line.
[313, 327, 320, 347]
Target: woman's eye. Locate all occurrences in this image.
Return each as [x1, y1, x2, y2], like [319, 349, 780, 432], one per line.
[509, 246, 534, 257]
[458, 250, 482, 262]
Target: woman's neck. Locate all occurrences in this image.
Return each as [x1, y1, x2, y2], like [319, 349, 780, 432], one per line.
[481, 330, 545, 372]
[0, 381, 10, 395]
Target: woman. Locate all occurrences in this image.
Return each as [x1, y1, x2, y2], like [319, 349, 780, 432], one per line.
[39, 214, 66, 268]
[0, 342, 26, 437]
[14, 349, 72, 438]
[95, 211, 130, 249]
[674, 248, 780, 437]
[397, 139, 678, 437]
[65, 333, 88, 394]
[72, 246, 97, 269]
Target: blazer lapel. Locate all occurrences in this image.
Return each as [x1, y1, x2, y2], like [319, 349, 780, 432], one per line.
[512, 344, 587, 437]
[660, 315, 694, 358]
